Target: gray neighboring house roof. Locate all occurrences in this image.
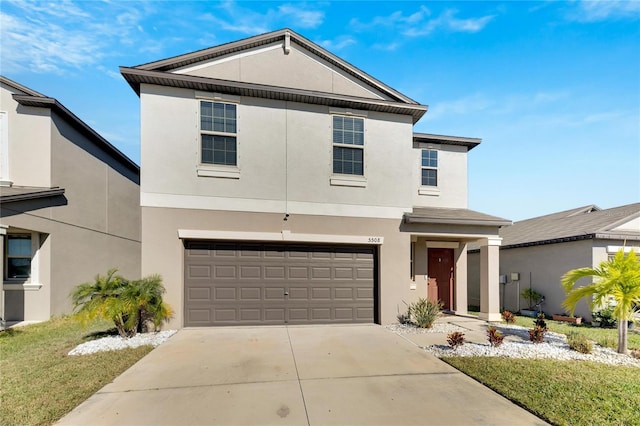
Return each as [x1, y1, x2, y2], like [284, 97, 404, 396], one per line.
[405, 207, 512, 227]
[120, 28, 428, 124]
[497, 203, 640, 249]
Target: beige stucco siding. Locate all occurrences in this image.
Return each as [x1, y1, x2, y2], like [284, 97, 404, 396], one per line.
[175, 43, 391, 101]
[412, 144, 469, 209]
[140, 84, 417, 217]
[1, 83, 51, 187]
[142, 206, 419, 328]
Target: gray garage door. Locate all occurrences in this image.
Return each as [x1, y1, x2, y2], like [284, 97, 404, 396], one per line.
[184, 241, 376, 326]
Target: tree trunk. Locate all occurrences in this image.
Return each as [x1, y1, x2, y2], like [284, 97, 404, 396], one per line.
[617, 317, 628, 354]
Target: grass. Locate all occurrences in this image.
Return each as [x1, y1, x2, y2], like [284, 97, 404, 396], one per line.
[511, 314, 640, 350]
[0, 316, 153, 426]
[443, 357, 640, 426]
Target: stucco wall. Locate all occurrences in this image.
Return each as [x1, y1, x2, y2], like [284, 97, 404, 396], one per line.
[0, 83, 51, 187]
[469, 240, 596, 321]
[139, 84, 428, 218]
[175, 42, 392, 101]
[142, 206, 420, 328]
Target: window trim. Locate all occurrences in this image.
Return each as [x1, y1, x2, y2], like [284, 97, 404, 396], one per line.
[331, 114, 365, 178]
[419, 148, 439, 196]
[197, 99, 240, 178]
[4, 232, 40, 289]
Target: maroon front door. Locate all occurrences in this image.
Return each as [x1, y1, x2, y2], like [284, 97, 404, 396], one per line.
[427, 248, 454, 310]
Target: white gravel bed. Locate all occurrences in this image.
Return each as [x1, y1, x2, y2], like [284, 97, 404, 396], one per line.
[68, 330, 177, 356]
[386, 322, 466, 334]
[387, 323, 640, 367]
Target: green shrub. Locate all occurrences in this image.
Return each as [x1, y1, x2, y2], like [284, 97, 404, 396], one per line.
[592, 307, 616, 328]
[408, 298, 442, 328]
[447, 331, 465, 349]
[487, 326, 504, 347]
[597, 335, 617, 349]
[567, 332, 593, 354]
[71, 269, 173, 337]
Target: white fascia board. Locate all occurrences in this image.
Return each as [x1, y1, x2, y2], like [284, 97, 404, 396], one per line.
[173, 44, 282, 74]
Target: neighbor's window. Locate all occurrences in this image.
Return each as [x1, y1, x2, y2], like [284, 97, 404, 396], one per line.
[421, 149, 438, 186]
[200, 101, 237, 166]
[7, 234, 31, 279]
[333, 116, 364, 175]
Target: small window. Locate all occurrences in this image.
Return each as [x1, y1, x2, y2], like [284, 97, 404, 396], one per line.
[7, 234, 31, 279]
[200, 101, 237, 166]
[421, 149, 438, 186]
[333, 116, 364, 175]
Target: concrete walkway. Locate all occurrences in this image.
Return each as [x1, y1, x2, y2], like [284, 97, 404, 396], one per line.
[57, 323, 546, 426]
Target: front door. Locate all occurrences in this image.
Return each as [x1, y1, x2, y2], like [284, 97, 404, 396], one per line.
[427, 248, 454, 310]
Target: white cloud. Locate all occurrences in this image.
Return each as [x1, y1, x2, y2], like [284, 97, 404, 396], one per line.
[568, 0, 640, 22]
[278, 4, 324, 28]
[350, 6, 494, 37]
[318, 36, 357, 51]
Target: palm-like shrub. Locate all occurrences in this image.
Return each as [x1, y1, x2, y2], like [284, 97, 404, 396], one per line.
[71, 269, 173, 337]
[562, 248, 640, 354]
[408, 298, 442, 328]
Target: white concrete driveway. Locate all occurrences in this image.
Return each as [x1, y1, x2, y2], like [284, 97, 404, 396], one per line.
[57, 325, 546, 425]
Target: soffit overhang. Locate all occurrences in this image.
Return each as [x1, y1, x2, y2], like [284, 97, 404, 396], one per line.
[0, 186, 65, 203]
[413, 133, 481, 151]
[120, 67, 428, 124]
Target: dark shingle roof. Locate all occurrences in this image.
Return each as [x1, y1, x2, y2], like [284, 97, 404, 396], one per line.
[500, 203, 640, 248]
[405, 207, 512, 227]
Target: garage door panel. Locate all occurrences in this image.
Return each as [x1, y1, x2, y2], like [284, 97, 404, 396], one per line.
[187, 287, 211, 301]
[184, 241, 376, 326]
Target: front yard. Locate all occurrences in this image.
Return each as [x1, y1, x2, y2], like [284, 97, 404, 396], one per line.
[0, 317, 152, 426]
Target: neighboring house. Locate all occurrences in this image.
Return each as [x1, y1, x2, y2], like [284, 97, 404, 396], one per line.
[468, 203, 640, 321]
[120, 28, 511, 328]
[0, 76, 141, 324]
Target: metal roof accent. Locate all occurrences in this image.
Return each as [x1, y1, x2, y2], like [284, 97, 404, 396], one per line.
[120, 67, 428, 124]
[413, 133, 481, 150]
[131, 28, 419, 105]
[0, 186, 65, 203]
[11, 94, 139, 174]
[405, 207, 512, 227]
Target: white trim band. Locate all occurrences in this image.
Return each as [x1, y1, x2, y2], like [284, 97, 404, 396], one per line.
[178, 229, 384, 245]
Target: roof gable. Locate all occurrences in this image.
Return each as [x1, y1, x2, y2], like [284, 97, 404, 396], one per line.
[134, 29, 417, 105]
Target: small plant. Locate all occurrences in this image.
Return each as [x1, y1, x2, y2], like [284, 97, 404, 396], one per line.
[407, 298, 442, 328]
[397, 311, 411, 325]
[597, 335, 617, 349]
[447, 331, 465, 349]
[487, 326, 504, 347]
[567, 332, 593, 354]
[501, 310, 516, 324]
[529, 312, 548, 343]
[521, 288, 543, 310]
[592, 307, 616, 328]
[631, 349, 640, 360]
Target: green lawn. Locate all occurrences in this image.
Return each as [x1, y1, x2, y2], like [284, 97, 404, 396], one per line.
[443, 357, 640, 426]
[0, 317, 153, 426]
[511, 314, 640, 350]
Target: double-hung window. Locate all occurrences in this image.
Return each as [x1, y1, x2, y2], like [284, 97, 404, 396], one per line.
[333, 116, 364, 176]
[200, 101, 237, 166]
[7, 234, 32, 279]
[421, 149, 438, 187]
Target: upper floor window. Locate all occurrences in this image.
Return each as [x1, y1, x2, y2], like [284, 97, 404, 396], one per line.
[6, 234, 31, 279]
[333, 116, 364, 176]
[200, 101, 237, 166]
[421, 149, 438, 186]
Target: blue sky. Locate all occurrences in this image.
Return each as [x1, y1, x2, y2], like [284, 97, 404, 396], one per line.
[1, 0, 639, 221]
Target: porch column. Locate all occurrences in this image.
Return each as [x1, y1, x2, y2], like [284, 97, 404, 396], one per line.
[479, 236, 502, 322]
[454, 243, 468, 316]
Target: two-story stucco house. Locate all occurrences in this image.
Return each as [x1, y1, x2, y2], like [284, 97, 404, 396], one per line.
[0, 76, 141, 324]
[120, 29, 510, 328]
